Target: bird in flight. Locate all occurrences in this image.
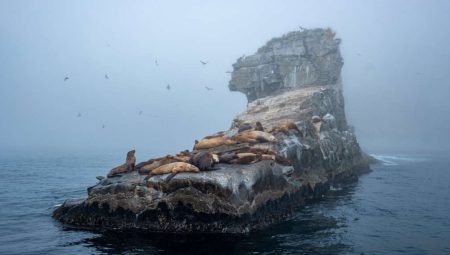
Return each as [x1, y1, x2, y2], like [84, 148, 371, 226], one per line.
[77, 112, 82, 117]
[138, 110, 143, 115]
[105, 74, 109, 79]
[166, 84, 171, 90]
[205, 86, 213, 91]
[155, 60, 159, 66]
[102, 124, 105, 129]
[200, 60, 208, 65]
[64, 77, 69, 82]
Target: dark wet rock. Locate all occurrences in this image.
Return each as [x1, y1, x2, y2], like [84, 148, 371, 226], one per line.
[53, 28, 371, 233]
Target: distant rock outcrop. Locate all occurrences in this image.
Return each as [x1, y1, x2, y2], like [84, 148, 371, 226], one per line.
[53, 28, 370, 233]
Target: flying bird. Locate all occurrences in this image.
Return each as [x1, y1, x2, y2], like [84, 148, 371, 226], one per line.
[104, 74, 109, 79]
[77, 112, 82, 117]
[200, 60, 208, 65]
[102, 124, 105, 129]
[138, 110, 143, 115]
[64, 77, 69, 82]
[166, 84, 171, 90]
[155, 60, 159, 66]
[205, 86, 213, 91]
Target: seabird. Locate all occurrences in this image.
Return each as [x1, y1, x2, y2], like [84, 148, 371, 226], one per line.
[200, 60, 208, 65]
[166, 84, 171, 90]
[205, 86, 213, 91]
[64, 77, 69, 82]
[102, 124, 105, 129]
[77, 112, 82, 117]
[299, 26, 306, 31]
[139, 110, 143, 115]
[104, 74, 109, 79]
[155, 60, 158, 66]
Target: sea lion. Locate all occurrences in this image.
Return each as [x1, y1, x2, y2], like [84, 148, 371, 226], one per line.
[150, 162, 199, 176]
[126, 150, 136, 166]
[238, 123, 253, 133]
[107, 150, 136, 177]
[234, 147, 292, 166]
[232, 130, 277, 144]
[269, 121, 301, 135]
[255, 121, 264, 131]
[229, 153, 260, 164]
[189, 151, 219, 171]
[194, 136, 237, 150]
[138, 155, 180, 175]
[218, 152, 237, 163]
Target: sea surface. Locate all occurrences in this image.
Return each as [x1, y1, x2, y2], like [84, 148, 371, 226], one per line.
[0, 150, 449, 255]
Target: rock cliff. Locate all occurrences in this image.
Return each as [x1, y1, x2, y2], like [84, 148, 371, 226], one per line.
[53, 28, 370, 233]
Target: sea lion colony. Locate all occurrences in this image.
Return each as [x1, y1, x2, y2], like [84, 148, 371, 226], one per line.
[105, 120, 302, 180]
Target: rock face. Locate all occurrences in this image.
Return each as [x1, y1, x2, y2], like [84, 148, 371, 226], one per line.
[229, 28, 342, 102]
[53, 28, 370, 234]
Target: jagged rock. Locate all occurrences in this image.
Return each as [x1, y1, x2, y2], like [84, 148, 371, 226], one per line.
[229, 28, 343, 102]
[53, 28, 371, 234]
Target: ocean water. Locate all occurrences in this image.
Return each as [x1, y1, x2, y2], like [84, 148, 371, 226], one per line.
[0, 150, 449, 255]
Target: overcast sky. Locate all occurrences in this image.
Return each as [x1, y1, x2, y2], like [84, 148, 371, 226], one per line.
[1, 0, 449, 156]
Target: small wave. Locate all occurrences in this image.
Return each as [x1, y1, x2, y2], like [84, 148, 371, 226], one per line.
[371, 154, 429, 166]
[53, 203, 62, 207]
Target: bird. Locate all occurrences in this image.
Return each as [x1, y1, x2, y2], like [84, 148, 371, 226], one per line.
[138, 110, 143, 115]
[64, 77, 69, 82]
[102, 124, 105, 129]
[299, 26, 306, 31]
[77, 112, 82, 117]
[155, 60, 159, 66]
[166, 84, 171, 90]
[205, 86, 213, 91]
[200, 60, 208, 65]
[104, 74, 109, 79]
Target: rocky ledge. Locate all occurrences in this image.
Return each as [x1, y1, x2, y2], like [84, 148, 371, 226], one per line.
[53, 28, 371, 234]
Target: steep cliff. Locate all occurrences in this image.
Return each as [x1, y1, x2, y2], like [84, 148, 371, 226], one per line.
[53, 28, 370, 233]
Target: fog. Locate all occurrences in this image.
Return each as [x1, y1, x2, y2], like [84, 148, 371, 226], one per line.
[1, 0, 449, 156]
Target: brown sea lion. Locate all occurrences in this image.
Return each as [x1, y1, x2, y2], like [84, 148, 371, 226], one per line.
[238, 123, 253, 133]
[107, 150, 136, 177]
[150, 162, 199, 176]
[194, 136, 237, 150]
[255, 121, 264, 131]
[269, 121, 301, 135]
[229, 152, 260, 164]
[232, 130, 277, 144]
[138, 155, 180, 175]
[189, 151, 219, 171]
[234, 147, 292, 166]
[218, 152, 237, 163]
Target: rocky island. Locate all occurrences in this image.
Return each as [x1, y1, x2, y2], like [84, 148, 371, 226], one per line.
[53, 28, 371, 233]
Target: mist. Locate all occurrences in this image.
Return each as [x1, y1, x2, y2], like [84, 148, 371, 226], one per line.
[1, 0, 449, 156]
